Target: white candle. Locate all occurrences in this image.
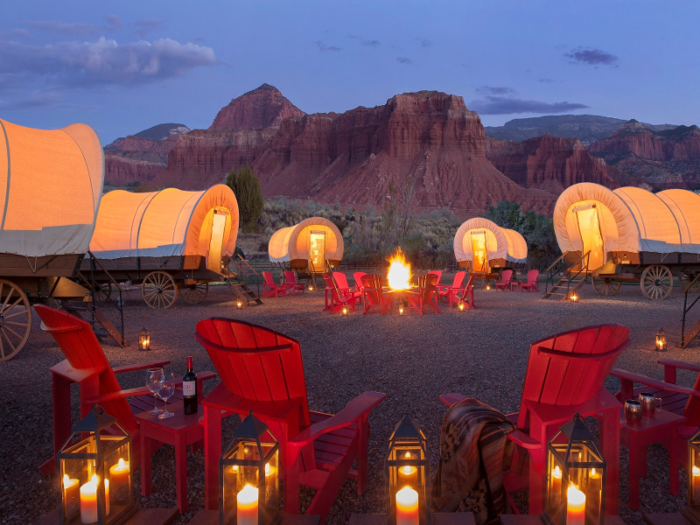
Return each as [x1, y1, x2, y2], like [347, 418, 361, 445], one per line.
[396, 486, 419, 525]
[79, 475, 109, 524]
[109, 458, 129, 503]
[63, 475, 80, 516]
[566, 485, 585, 525]
[588, 468, 602, 516]
[237, 484, 258, 525]
[550, 466, 562, 507]
[693, 466, 700, 501]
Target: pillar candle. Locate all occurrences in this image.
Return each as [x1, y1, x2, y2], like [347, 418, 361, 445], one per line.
[80, 475, 109, 524]
[63, 475, 80, 517]
[550, 466, 562, 507]
[398, 466, 418, 487]
[237, 484, 258, 525]
[109, 458, 130, 504]
[693, 466, 700, 501]
[587, 468, 602, 517]
[566, 485, 586, 525]
[396, 486, 419, 525]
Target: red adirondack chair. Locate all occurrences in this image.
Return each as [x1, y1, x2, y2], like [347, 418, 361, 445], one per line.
[494, 269, 514, 291]
[437, 271, 466, 307]
[428, 270, 443, 287]
[34, 305, 215, 474]
[353, 272, 368, 295]
[333, 271, 363, 302]
[519, 269, 540, 292]
[323, 273, 359, 313]
[408, 273, 439, 315]
[262, 271, 288, 298]
[284, 270, 306, 295]
[440, 324, 630, 515]
[361, 274, 392, 315]
[195, 318, 386, 522]
[460, 273, 476, 309]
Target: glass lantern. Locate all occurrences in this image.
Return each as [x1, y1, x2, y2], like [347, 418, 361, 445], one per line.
[57, 405, 135, 525]
[236, 299, 244, 309]
[385, 416, 431, 525]
[543, 414, 605, 525]
[655, 329, 667, 352]
[220, 411, 280, 525]
[568, 291, 579, 303]
[684, 428, 700, 523]
[458, 300, 466, 312]
[138, 328, 150, 351]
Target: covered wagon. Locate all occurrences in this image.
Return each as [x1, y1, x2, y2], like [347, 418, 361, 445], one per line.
[86, 184, 239, 308]
[453, 217, 527, 273]
[0, 118, 106, 361]
[268, 217, 344, 273]
[552, 182, 700, 299]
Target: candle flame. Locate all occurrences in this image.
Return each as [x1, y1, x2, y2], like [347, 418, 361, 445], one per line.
[404, 451, 412, 459]
[237, 484, 258, 504]
[552, 465, 562, 478]
[387, 248, 412, 290]
[591, 468, 596, 476]
[693, 466, 700, 476]
[567, 484, 585, 505]
[265, 463, 272, 476]
[63, 474, 70, 485]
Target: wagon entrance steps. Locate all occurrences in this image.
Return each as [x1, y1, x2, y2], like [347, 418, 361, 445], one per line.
[226, 256, 263, 306]
[679, 274, 700, 348]
[542, 251, 590, 301]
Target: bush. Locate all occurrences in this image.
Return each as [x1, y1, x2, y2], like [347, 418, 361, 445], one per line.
[226, 166, 264, 232]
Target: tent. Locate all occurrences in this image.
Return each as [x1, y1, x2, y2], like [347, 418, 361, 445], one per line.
[553, 182, 700, 271]
[90, 184, 239, 272]
[453, 217, 527, 271]
[0, 118, 104, 257]
[268, 217, 344, 269]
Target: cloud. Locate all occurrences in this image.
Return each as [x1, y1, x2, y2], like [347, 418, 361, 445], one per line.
[105, 15, 122, 33]
[477, 86, 516, 96]
[361, 39, 380, 47]
[0, 90, 64, 110]
[565, 47, 618, 66]
[538, 78, 554, 83]
[23, 20, 98, 37]
[132, 19, 164, 39]
[470, 96, 589, 115]
[315, 40, 341, 52]
[193, 36, 206, 43]
[0, 28, 32, 40]
[418, 38, 432, 47]
[0, 37, 217, 90]
[397, 56, 412, 65]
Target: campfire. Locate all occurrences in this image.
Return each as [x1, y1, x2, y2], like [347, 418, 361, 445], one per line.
[387, 248, 412, 290]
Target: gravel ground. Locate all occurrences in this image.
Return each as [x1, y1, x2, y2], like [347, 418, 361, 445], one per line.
[1, 276, 699, 524]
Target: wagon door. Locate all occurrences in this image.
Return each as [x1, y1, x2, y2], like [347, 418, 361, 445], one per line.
[207, 210, 228, 273]
[470, 231, 489, 273]
[309, 231, 326, 272]
[574, 205, 605, 271]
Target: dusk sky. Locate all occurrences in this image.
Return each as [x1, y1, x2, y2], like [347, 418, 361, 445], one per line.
[1, 0, 698, 144]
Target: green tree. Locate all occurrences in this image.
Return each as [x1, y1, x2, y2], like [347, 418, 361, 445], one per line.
[225, 166, 264, 231]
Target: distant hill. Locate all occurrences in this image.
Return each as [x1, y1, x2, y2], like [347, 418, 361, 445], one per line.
[131, 123, 190, 142]
[485, 115, 676, 145]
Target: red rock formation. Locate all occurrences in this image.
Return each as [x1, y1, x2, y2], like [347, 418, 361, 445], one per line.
[104, 156, 166, 186]
[590, 120, 700, 161]
[485, 134, 624, 193]
[209, 83, 305, 131]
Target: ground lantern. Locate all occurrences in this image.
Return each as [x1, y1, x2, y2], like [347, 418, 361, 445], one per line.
[543, 413, 605, 525]
[138, 328, 150, 351]
[655, 329, 668, 351]
[57, 405, 135, 524]
[684, 428, 700, 523]
[220, 411, 280, 525]
[385, 416, 431, 525]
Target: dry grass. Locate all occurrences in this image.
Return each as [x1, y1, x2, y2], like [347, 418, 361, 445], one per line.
[1, 276, 698, 524]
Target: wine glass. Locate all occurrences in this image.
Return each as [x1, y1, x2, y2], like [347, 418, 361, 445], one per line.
[146, 368, 164, 415]
[158, 372, 175, 419]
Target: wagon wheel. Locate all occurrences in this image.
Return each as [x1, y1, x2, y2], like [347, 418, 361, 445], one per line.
[0, 280, 32, 362]
[92, 282, 113, 302]
[179, 283, 208, 304]
[592, 277, 621, 297]
[141, 271, 178, 309]
[640, 265, 674, 300]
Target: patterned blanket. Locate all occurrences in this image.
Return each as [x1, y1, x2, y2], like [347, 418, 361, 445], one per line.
[431, 398, 516, 525]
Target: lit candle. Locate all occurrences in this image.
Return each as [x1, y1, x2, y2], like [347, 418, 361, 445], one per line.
[693, 466, 700, 501]
[566, 484, 585, 525]
[398, 465, 418, 487]
[587, 468, 602, 516]
[80, 475, 109, 524]
[63, 475, 80, 517]
[237, 484, 258, 525]
[109, 458, 129, 504]
[396, 486, 419, 525]
[550, 466, 562, 507]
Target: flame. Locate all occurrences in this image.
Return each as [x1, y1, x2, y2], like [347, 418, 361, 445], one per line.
[387, 248, 412, 290]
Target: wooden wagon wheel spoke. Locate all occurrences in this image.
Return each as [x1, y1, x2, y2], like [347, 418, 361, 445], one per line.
[0, 280, 31, 363]
[3, 325, 24, 340]
[180, 283, 209, 304]
[640, 265, 673, 300]
[141, 271, 178, 309]
[2, 287, 14, 311]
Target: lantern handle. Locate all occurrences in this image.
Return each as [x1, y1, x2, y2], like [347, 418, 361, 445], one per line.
[92, 404, 105, 416]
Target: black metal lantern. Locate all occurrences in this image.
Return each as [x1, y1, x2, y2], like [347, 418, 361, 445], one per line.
[138, 328, 150, 351]
[684, 428, 700, 523]
[655, 328, 667, 352]
[57, 405, 135, 525]
[220, 411, 280, 525]
[543, 414, 605, 525]
[385, 416, 431, 525]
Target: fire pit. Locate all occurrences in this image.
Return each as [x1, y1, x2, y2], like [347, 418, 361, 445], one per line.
[387, 248, 412, 314]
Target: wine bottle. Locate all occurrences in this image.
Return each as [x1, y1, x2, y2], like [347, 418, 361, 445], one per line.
[183, 356, 198, 415]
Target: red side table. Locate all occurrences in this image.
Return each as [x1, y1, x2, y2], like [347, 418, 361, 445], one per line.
[135, 401, 205, 513]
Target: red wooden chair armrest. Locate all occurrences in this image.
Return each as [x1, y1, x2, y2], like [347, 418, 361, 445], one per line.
[507, 429, 541, 450]
[657, 359, 700, 373]
[287, 391, 386, 450]
[40, 323, 83, 334]
[50, 360, 104, 382]
[440, 392, 467, 407]
[609, 368, 700, 396]
[113, 360, 171, 374]
[202, 384, 305, 423]
[86, 386, 153, 404]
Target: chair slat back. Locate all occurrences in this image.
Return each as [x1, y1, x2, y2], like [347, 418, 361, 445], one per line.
[332, 272, 350, 291]
[284, 270, 297, 286]
[528, 269, 539, 285]
[683, 374, 700, 426]
[353, 272, 368, 290]
[518, 324, 630, 429]
[322, 274, 341, 301]
[428, 270, 442, 286]
[262, 271, 276, 290]
[34, 305, 136, 431]
[419, 273, 438, 302]
[196, 318, 310, 425]
[452, 271, 466, 289]
[361, 274, 383, 306]
[499, 270, 513, 285]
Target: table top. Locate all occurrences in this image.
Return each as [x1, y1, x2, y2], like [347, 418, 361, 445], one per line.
[621, 408, 686, 433]
[34, 507, 178, 525]
[350, 513, 475, 525]
[134, 401, 203, 432]
[188, 510, 320, 525]
[500, 515, 626, 524]
[643, 512, 694, 524]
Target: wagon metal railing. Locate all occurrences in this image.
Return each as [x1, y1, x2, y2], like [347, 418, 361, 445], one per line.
[679, 273, 700, 348]
[544, 251, 570, 295]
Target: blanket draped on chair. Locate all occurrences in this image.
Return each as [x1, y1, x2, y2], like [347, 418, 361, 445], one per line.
[432, 398, 515, 525]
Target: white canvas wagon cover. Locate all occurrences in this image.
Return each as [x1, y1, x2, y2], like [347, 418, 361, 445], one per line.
[554, 183, 700, 255]
[90, 184, 239, 259]
[0, 118, 104, 257]
[268, 217, 344, 263]
[453, 217, 528, 264]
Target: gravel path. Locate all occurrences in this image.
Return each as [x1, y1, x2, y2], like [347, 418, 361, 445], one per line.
[1, 278, 698, 524]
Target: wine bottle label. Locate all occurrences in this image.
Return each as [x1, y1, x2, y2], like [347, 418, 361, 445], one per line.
[183, 380, 196, 397]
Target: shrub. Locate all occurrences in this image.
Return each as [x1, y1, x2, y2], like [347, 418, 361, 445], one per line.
[226, 166, 264, 232]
